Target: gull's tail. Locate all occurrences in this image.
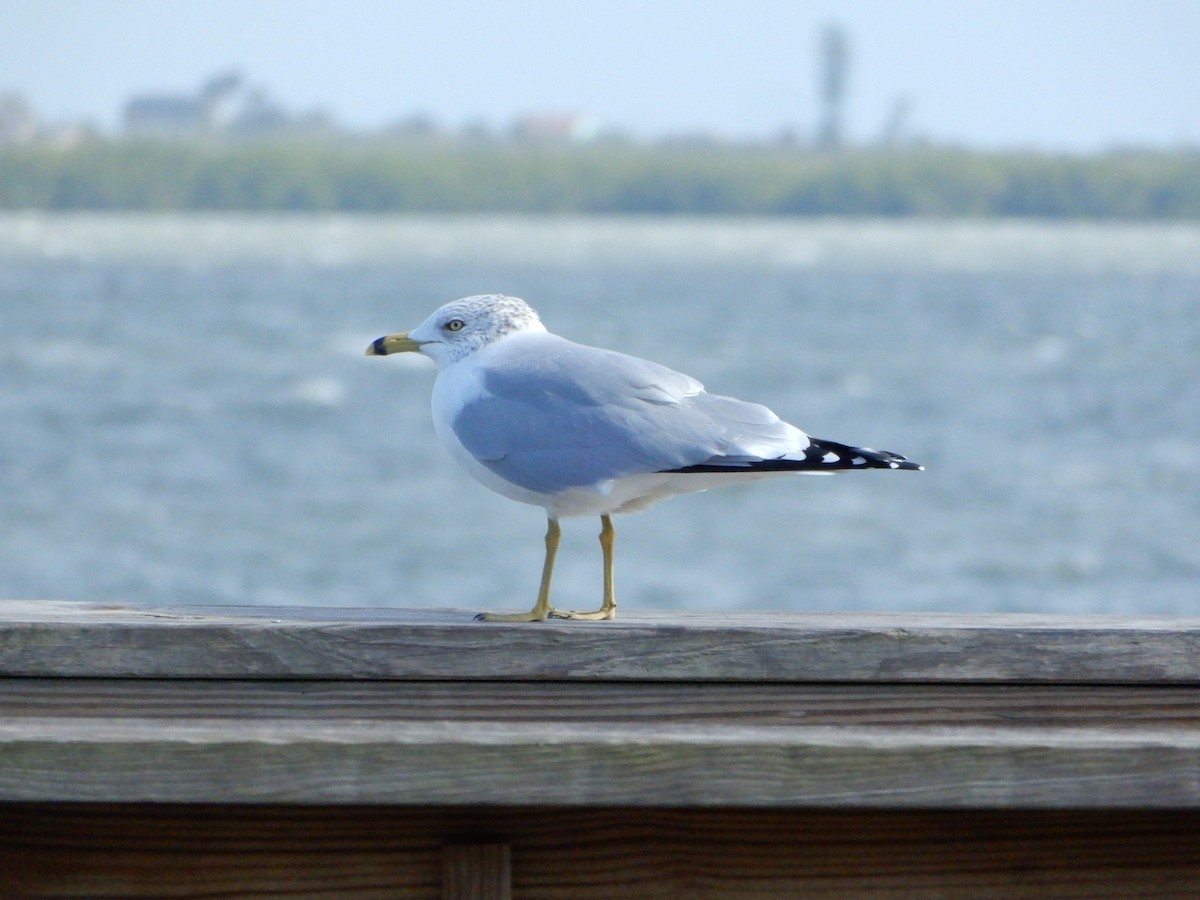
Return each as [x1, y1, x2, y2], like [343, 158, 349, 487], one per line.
[669, 437, 923, 474]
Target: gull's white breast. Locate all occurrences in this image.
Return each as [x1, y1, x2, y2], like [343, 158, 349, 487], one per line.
[430, 343, 556, 509]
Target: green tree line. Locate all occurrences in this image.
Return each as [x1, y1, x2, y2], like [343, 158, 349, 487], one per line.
[2, 141, 1198, 217]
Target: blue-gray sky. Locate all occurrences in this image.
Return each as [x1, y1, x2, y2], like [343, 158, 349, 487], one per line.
[3, 0, 1198, 150]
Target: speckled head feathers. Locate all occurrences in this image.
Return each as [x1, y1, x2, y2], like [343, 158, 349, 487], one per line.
[408, 294, 547, 367]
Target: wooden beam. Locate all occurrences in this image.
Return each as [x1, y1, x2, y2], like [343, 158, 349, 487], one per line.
[3, 601, 1199, 682]
[2, 679, 1199, 807]
[4, 805, 1200, 898]
[6, 679, 1198, 729]
[3, 601, 1200, 894]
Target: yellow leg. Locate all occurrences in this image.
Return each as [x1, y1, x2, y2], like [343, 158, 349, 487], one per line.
[476, 518, 560, 622]
[551, 514, 617, 621]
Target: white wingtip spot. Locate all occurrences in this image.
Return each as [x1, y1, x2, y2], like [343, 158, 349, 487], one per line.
[889, 461, 899, 469]
[851, 456, 867, 466]
[822, 451, 840, 464]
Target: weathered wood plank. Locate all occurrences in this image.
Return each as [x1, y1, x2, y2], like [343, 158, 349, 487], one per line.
[3, 600, 1199, 682]
[4, 679, 1199, 729]
[4, 804, 1200, 898]
[2, 696, 1200, 811]
[5, 679, 1197, 806]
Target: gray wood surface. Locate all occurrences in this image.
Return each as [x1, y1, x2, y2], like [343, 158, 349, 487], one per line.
[5, 679, 1198, 728]
[3, 600, 1199, 682]
[3, 678, 1199, 807]
[3, 601, 1199, 809]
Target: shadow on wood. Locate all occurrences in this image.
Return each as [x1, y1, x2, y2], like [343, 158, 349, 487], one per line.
[3, 805, 1200, 898]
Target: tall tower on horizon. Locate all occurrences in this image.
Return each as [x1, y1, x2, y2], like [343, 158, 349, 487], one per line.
[817, 23, 850, 150]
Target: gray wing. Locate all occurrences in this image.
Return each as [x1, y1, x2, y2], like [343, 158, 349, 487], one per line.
[452, 335, 806, 495]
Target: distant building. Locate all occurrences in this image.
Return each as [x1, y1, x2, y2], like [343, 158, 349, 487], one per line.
[123, 71, 243, 137]
[226, 88, 290, 135]
[655, 130, 733, 149]
[123, 97, 202, 136]
[511, 113, 601, 143]
[0, 92, 38, 144]
[123, 71, 334, 140]
[382, 113, 442, 143]
[0, 92, 93, 146]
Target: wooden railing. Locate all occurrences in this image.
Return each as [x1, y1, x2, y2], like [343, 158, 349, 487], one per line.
[2, 600, 1199, 897]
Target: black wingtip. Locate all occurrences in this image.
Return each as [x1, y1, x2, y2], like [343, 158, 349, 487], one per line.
[876, 452, 924, 472]
[662, 439, 924, 475]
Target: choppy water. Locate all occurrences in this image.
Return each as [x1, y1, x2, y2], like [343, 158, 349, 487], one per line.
[2, 214, 1198, 615]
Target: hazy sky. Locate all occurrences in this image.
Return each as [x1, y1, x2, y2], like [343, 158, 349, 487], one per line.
[3, 0, 1198, 150]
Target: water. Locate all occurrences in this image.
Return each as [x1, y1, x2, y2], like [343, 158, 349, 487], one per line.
[2, 213, 1198, 615]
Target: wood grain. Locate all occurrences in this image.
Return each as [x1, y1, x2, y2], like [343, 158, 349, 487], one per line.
[3, 804, 1200, 899]
[4, 678, 1200, 729]
[3, 600, 1199, 682]
[2, 679, 1198, 808]
[3, 602, 1200, 894]
[442, 844, 511, 900]
[5, 678, 1200, 726]
[5, 719, 1197, 807]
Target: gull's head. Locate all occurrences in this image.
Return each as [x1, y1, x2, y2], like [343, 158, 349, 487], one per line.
[365, 294, 546, 369]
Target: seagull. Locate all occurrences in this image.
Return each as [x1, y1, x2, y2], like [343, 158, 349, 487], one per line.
[367, 294, 921, 622]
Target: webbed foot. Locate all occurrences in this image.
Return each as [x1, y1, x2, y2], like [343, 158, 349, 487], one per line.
[548, 607, 615, 621]
[474, 609, 550, 622]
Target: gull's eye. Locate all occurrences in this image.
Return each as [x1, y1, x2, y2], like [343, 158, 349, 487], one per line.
[445, 318, 466, 332]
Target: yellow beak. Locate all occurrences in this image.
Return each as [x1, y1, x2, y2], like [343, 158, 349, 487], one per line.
[365, 332, 424, 356]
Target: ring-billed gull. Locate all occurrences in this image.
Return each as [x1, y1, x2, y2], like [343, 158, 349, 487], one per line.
[367, 294, 921, 622]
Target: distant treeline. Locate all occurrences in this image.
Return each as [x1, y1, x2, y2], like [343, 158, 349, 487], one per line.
[2, 141, 1199, 217]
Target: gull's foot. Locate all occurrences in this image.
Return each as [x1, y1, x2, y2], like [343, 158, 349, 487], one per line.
[548, 607, 616, 621]
[474, 609, 550, 622]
